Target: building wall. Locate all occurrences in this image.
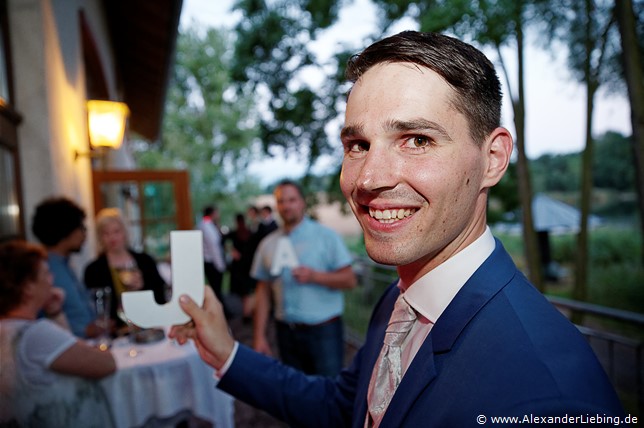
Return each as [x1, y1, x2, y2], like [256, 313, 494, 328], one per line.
[9, 0, 123, 269]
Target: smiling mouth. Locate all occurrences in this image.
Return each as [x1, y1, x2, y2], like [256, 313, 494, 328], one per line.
[368, 208, 416, 224]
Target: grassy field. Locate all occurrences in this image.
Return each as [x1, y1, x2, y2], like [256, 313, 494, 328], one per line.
[342, 227, 644, 414]
[343, 225, 644, 340]
[496, 227, 644, 314]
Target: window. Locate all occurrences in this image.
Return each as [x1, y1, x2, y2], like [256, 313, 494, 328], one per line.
[0, 0, 23, 242]
[92, 170, 193, 261]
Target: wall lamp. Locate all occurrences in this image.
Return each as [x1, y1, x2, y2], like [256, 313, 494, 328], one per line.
[75, 100, 130, 160]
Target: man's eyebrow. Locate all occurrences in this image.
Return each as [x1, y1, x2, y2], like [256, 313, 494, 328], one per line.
[340, 124, 364, 140]
[385, 118, 451, 139]
[341, 119, 452, 141]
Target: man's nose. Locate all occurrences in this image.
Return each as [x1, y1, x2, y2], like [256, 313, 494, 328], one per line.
[355, 146, 398, 192]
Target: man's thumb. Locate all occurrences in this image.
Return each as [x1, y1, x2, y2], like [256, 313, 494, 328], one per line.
[178, 294, 199, 318]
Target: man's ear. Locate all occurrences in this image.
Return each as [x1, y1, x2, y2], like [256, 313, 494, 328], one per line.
[482, 127, 513, 188]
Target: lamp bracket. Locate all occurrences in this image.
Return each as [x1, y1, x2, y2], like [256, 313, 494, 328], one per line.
[74, 147, 108, 161]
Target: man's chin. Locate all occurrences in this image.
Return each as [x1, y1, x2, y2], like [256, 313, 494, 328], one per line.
[364, 246, 399, 267]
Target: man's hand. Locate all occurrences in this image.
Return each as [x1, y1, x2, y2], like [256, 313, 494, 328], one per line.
[169, 286, 235, 370]
[291, 266, 317, 284]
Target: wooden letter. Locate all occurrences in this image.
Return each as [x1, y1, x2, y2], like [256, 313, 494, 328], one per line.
[122, 230, 205, 328]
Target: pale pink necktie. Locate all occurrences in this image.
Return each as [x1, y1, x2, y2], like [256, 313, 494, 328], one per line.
[367, 293, 418, 426]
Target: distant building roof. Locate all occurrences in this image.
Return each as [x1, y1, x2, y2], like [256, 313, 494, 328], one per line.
[533, 193, 602, 232]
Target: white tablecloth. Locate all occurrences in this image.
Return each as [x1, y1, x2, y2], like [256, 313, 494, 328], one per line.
[100, 333, 234, 428]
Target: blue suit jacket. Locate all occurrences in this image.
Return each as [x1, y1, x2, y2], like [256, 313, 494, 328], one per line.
[219, 240, 624, 427]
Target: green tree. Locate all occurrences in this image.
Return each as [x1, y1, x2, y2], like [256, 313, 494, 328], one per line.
[531, 153, 580, 193]
[231, 0, 350, 180]
[593, 131, 636, 191]
[489, 161, 520, 223]
[537, 0, 620, 303]
[615, 0, 644, 263]
[132, 27, 261, 223]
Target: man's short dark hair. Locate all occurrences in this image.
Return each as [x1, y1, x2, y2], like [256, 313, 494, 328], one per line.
[31, 197, 86, 246]
[203, 205, 216, 217]
[275, 179, 305, 200]
[346, 31, 502, 145]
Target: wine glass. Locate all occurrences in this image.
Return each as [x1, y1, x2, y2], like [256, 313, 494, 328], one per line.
[115, 263, 143, 357]
[90, 287, 112, 351]
[116, 302, 140, 358]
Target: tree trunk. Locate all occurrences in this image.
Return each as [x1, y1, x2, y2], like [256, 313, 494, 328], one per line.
[573, 0, 599, 320]
[615, 0, 644, 265]
[574, 83, 596, 305]
[514, 22, 543, 290]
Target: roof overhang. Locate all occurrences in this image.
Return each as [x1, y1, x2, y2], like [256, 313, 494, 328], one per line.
[102, 0, 183, 142]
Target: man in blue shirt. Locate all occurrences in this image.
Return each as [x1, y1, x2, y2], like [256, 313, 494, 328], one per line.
[251, 180, 357, 376]
[32, 197, 96, 338]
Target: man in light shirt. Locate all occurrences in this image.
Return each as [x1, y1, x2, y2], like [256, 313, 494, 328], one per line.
[172, 31, 624, 427]
[198, 205, 228, 315]
[251, 180, 356, 376]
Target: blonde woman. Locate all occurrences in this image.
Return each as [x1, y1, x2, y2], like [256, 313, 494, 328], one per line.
[84, 208, 167, 329]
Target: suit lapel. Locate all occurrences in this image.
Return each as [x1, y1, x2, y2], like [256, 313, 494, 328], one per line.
[430, 239, 517, 353]
[375, 240, 519, 427]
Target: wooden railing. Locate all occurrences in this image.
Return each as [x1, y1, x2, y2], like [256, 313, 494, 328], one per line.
[346, 256, 643, 416]
[546, 296, 643, 416]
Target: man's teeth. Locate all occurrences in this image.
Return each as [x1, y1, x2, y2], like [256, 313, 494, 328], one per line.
[368, 208, 416, 223]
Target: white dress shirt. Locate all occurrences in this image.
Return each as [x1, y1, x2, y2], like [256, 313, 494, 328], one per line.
[398, 227, 496, 378]
[199, 217, 226, 272]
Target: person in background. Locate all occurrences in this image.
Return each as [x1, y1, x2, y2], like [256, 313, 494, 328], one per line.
[198, 205, 229, 316]
[84, 208, 168, 330]
[251, 179, 357, 376]
[31, 196, 98, 338]
[0, 240, 116, 427]
[170, 31, 624, 427]
[246, 205, 278, 282]
[246, 205, 260, 234]
[255, 205, 278, 242]
[226, 213, 257, 322]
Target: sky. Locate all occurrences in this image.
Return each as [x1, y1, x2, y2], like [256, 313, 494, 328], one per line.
[180, 0, 633, 186]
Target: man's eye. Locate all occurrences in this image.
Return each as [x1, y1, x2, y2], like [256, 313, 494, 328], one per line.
[345, 141, 369, 153]
[410, 136, 430, 148]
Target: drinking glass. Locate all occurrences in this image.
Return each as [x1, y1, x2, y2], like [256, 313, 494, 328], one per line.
[90, 287, 112, 351]
[115, 262, 142, 291]
[116, 302, 140, 358]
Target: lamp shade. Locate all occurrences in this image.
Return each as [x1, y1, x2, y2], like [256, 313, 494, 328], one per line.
[87, 100, 130, 149]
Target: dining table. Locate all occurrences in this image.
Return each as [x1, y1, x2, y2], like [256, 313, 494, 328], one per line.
[99, 329, 235, 428]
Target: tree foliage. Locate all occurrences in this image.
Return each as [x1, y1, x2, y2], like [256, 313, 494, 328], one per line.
[593, 131, 636, 191]
[531, 153, 581, 193]
[230, 0, 352, 172]
[132, 27, 262, 220]
[527, 131, 635, 193]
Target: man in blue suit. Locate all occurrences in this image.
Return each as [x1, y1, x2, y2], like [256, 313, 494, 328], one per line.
[171, 31, 624, 426]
